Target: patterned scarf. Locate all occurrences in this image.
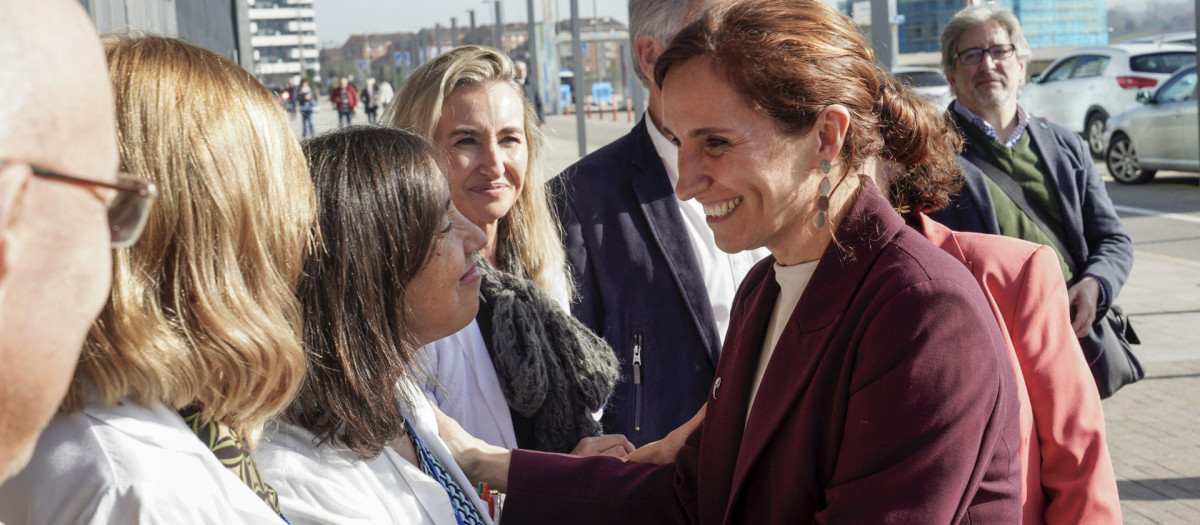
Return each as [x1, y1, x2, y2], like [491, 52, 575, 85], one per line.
[406, 418, 488, 525]
[178, 406, 282, 515]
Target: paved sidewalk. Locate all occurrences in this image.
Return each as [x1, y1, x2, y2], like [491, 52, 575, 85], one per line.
[1101, 245, 1200, 524]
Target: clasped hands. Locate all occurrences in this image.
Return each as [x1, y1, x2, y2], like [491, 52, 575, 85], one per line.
[431, 401, 707, 490]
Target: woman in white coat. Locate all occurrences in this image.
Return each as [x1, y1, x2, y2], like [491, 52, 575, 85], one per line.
[0, 35, 316, 524]
[253, 126, 494, 524]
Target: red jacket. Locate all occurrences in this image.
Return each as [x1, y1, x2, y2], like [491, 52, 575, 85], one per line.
[503, 184, 1021, 524]
[331, 84, 358, 113]
[917, 214, 1121, 525]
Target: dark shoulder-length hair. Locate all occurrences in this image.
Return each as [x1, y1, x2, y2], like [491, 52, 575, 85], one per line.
[288, 125, 447, 458]
[654, 0, 963, 213]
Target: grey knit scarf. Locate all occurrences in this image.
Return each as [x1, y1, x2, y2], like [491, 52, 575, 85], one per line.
[477, 259, 619, 453]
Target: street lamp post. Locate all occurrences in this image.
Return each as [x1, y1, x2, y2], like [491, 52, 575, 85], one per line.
[570, 0, 586, 155]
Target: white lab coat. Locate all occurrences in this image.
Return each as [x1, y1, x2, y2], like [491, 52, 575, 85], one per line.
[0, 400, 284, 524]
[253, 380, 493, 525]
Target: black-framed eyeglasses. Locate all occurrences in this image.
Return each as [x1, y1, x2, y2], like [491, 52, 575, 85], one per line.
[0, 160, 158, 248]
[954, 44, 1017, 66]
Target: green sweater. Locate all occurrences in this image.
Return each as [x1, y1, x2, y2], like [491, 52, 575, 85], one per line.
[958, 116, 1074, 282]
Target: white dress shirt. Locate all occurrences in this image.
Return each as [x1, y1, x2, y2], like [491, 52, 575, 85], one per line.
[418, 320, 519, 450]
[0, 400, 284, 524]
[646, 117, 771, 342]
[254, 380, 492, 525]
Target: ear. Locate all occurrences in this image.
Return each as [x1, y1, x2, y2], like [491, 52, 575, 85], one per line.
[635, 35, 664, 88]
[815, 105, 852, 165]
[0, 161, 34, 283]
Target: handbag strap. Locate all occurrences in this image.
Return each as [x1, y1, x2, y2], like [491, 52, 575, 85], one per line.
[961, 146, 1079, 277]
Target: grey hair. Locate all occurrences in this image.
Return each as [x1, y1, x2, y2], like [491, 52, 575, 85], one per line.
[940, 5, 1031, 77]
[628, 0, 693, 87]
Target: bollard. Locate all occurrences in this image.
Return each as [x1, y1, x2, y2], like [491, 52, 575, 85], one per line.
[586, 105, 591, 119]
[627, 104, 633, 123]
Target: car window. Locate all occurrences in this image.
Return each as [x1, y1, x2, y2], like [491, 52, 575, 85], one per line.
[894, 70, 948, 88]
[1070, 55, 1110, 78]
[1157, 70, 1197, 103]
[1041, 57, 1077, 83]
[1130, 53, 1195, 74]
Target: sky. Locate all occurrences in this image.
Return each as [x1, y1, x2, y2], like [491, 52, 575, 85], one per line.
[316, 0, 630, 48]
[316, 0, 1183, 49]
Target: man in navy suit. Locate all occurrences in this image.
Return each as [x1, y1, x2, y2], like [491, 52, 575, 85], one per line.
[931, 5, 1134, 397]
[550, 0, 765, 446]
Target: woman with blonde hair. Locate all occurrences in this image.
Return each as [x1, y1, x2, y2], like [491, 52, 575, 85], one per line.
[386, 45, 624, 456]
[0, 35, 315, 523]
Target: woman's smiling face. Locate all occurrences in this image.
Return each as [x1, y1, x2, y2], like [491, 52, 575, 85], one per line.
[662, 57, 827, 262]
[433, 81, 528, 235]
[403, 180, 487, 346]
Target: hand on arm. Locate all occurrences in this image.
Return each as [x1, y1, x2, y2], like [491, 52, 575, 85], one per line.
[432, 403, 512, 492]
[1067, 277, 1100, 338]
[625, 403, 706, 465]
[570, 434, 635, 458]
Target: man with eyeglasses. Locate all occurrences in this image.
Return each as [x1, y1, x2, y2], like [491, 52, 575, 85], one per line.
[933, 6, 1132, 373]
[0, 0, 155, 483]
[930, 6, 1129, 524]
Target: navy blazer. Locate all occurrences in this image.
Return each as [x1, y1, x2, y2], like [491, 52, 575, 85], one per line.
[550, 117, 721, 447]
[930, 113, 1134, 309]
[504, 183, 1022, 524]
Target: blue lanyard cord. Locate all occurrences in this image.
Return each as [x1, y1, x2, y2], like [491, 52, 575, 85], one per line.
[405, 418, 488, 525]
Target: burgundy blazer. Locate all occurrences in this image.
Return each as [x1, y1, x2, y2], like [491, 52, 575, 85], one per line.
[918, 214, 1121, 524]
[502, 185, 1022, 524]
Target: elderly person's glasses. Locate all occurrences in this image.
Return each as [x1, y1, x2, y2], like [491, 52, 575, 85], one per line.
[0, 161, 158, 248]
[954, 44, 1017, 66]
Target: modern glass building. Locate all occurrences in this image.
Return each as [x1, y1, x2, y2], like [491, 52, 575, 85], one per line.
[898, 0, 1108, 53]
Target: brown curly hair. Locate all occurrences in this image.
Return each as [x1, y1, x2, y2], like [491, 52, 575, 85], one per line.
[654, 0, 963, 214]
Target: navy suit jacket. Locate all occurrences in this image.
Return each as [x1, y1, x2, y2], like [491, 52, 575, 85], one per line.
[504, 183, 1022, 524]
[550, 117, 720, 447]
[931, 113, 1133, 308]
[930, 112, 1134, 364]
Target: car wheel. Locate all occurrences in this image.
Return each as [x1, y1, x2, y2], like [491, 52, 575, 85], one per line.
[1105, 134, 1156, 184]
[1086, 111, 1108, 158]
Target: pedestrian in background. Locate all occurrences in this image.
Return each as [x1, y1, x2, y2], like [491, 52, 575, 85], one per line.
[297, 77, 316, 138]
[514, 61, 543, 125]
[378, 80, 395, 110]
[0, 35, 316, 523]
[331, 77, 358, 126]
[362, 77, 379, 123]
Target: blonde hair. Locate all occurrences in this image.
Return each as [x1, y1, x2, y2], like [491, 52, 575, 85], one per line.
[62, 35, 316, 444]
[384, 45, 570, 300]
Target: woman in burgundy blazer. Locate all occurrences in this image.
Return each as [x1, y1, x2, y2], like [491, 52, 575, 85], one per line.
[436, 1, 1023, 522]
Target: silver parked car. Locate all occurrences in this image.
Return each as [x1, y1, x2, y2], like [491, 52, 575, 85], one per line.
[892, 66, 953, 110]
[1021, 43, 1195, 158]
[1104, 64, 1198, 184]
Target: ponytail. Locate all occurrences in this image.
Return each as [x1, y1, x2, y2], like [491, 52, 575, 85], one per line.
[875, 73, 964, 214]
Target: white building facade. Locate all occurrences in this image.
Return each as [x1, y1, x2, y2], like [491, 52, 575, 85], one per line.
[248, 0, 319, 84]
